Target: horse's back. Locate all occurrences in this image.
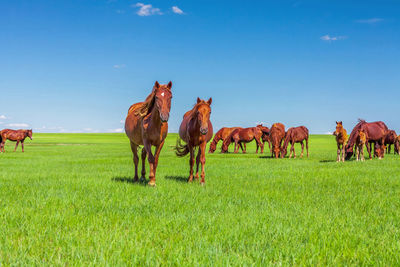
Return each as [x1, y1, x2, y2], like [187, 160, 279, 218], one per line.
[125, 103, 145, 145]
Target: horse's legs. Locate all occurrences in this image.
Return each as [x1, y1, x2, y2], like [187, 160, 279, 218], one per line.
[14, 141, 20, 152]
[143, 140, 157, 186]
[21, 141, 24, 152]
[367, 142, 372, 160]
[130, 142, 139, 181]
[243, 143, 247, 153]
[355, 145, 359, 161]
[239, 142, 244, 153]
[188, 146, 195, 182]
[152, 139, 165, 181]
[292, 142, 296, 159]
[300, 141, 304, 158]
[195, 149, 201, 180]
[361, 144, 365, 161]
[341, 144, 345, 162]
[337, 143, 341, 162]
[255, 138, 263, 154]
[306, 138, 309, 157]
[199, 142, 207, 185]
[140, 148, 147, 181]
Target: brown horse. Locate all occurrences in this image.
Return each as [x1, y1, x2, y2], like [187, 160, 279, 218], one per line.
[0, 129, 33, 152]
[256, 124, 271, 153]
[355, 130, 367, 161]
[270, 123, 285, 158]
[395, 135, 400, 155]
[333, 121, 348, 162]
[281, 126, 309, 158]
[125, 81, 172, 186]
[175, 97, 213, 184]
[221, 127, 264, 153]
[345, 120, 388, 160]
[208, 127, 244, 153]
[385, 130, 397, 154]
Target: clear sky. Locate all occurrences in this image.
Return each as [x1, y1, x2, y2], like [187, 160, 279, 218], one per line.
[1, 0, 399, 134]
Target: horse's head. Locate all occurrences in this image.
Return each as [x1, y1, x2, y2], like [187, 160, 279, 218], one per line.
[333, 121, 343, 136]
[273, 145, 281, 158]
[208, 142, 216, 153]
[153, 81, 172, 122]
[195, 97, 212, 135]
[359, 130, 367, 144]
[27, 129, 33, 140]
[221, 140, 229, 153]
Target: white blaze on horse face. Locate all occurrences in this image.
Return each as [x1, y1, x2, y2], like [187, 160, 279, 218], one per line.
[161, 92, 165, 97]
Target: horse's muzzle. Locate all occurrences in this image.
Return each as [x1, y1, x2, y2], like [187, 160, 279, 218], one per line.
[200, 128, 208, 135]
[160, 113, 169, 123]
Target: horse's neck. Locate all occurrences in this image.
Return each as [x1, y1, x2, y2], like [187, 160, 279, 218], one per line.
[148, 105, 162, 130]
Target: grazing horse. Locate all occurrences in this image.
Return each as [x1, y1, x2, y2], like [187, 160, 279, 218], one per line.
[175, 98, 213, 184]
[221, 127, 264, 153]
[281, 126, 309, 158]
[208, 127, 243, 153]
[125, 81, 172, 186]
[355, 130, 367, 161]
[333, 121, 348, 162]
[269, 123, 285, 158]
[256, 124, 271, 153]
[345, 120, 388, 160]
[0, 129, 33, 152]
[385, 130, 397, 154]
[395, 135, 400, 155]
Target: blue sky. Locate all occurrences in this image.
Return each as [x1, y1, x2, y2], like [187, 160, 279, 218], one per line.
[1, 0, 399, 134]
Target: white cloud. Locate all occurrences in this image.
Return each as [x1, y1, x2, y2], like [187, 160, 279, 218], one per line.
[356, 18, 384, 24]
[172, 6, 184, 14]
[113, 64, 126, 69]
[134, 3, 162, 16]
[109, 128, 124, 133]
[6, 123, 29, 128]
[324, 131, 333, 135]
[320, 35, 347, 42]
[0, 115, 7, 119]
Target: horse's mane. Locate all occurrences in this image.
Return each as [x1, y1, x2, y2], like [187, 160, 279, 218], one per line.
[183, 101, 209, 119]
[128, 89, 156, 117]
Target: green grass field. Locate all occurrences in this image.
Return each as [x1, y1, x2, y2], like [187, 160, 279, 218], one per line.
[1, 133, 400, 265]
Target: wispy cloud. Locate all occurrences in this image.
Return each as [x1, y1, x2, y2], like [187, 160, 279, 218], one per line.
[134, 3, 162, 16]
[120, 120, 124, 124]
[109, 128, 123, 133]
[356, 18, 384, 24]
[6, 123, 30, 128]
[116, 9, 125, 14]
[0, 115, 6, 120]
[320, 35, 347, 42]
[113, 64, 126, 69]
[172, 6, 184, 14]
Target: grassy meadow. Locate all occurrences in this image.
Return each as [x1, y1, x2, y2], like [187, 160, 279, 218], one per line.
[1, 133, 400, 265]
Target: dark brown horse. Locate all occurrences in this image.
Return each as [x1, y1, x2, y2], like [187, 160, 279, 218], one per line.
[269, 123, 285, 158]
[0, 129, 33, 152]
[395, 135, 400, 155]
[385, 130, 397, 154]
[280, 126, 309, 158]
[221, 127, 263, 153]
[256, 124, 271, 153]
[125, 81, 172, 186]
[208, 127, 244, 153]
[345, 119, 388, 160]
[175, 97, 213, 184]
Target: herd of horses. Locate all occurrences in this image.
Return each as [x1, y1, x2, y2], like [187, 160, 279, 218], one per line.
[1, 82, 400, 187]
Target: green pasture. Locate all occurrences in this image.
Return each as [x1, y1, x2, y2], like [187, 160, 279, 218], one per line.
[1, 133, 400, 265]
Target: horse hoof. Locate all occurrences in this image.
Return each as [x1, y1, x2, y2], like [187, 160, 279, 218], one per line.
[200, 182, 205, 186]
[140, 177, 146, 183]
[148, 180, 156, 187]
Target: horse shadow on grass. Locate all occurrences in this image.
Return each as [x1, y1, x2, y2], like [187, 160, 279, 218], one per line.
[111, 177, 147, 186]
[258, 155, 274, 159]
[319, 159, 336, 163]
[164, 175, 188, 183]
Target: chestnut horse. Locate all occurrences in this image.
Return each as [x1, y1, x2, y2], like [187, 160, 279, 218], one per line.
[125, 81, 172, 186]
[333, 121, 348, 162]
[355, 130, 367, 161]
[256, 124, 271, 153]
[280, 126, 309, 158]
[221, 127, 264, 153]
[385, 130, 397, 154]
[0, 129, 33, 152]
[395, 136, 400, 155]
[208, 127, 244, 153]
[175, 98, 213, 184]
[270, 123, 285, 158]
[345, 120, 388, 160]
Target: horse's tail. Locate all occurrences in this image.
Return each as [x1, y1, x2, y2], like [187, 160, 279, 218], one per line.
[175, 137, 189, 157]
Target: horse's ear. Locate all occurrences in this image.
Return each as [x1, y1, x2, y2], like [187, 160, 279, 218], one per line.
[336, 121, 338, 124]
[197, 97, 201, 104]
[154, 81, 160, 89]
[167, 81, 172, 90]
[207, 97, 212, 105]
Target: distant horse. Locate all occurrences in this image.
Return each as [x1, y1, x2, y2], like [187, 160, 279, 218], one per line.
[256, 124, 271, 153]
[208, 127, 243, 153]
[395, 136, 400, 155]
[333, 121, 348, 162]
[125, 81, 172, 186]
[270, 123, 285, 158]
[281, 126, 309, 158]
[345, 119, 388, 160]
[385, 130, 397, 154]
[175, 97, 213, 185]
[0, 129, 33, 152]
[355, 130, 367, 161]
[221, 127, 264, 154]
